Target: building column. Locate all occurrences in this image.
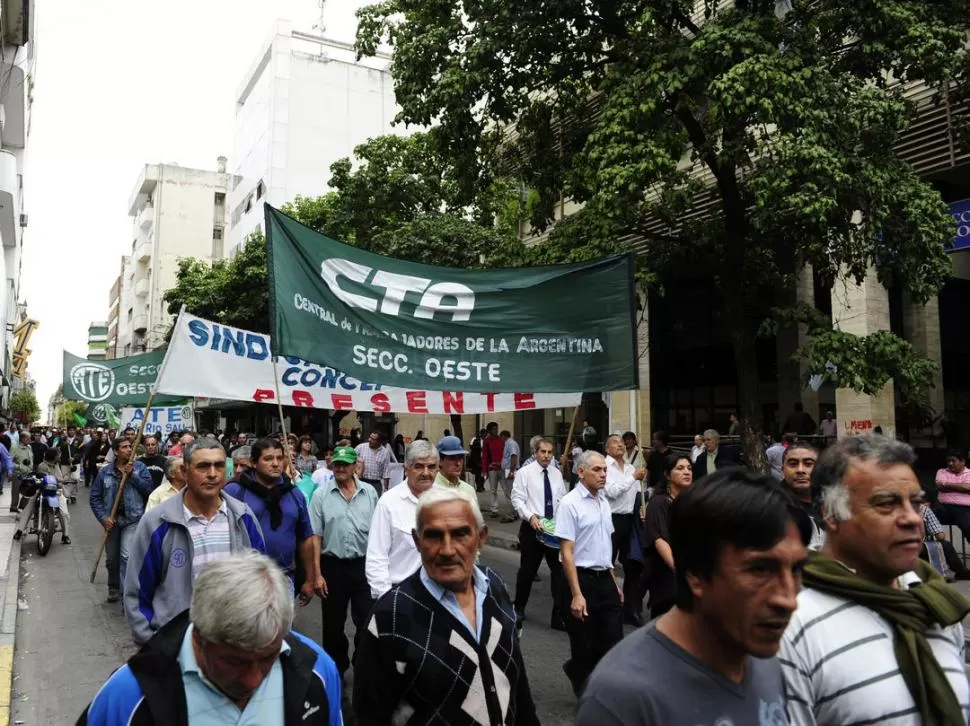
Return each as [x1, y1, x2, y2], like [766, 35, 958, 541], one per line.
[608, 294, 652, 441]
[902, 293, 944, 446]
[831, 271, 895, 438]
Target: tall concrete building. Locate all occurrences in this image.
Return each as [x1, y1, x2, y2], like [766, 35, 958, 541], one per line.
[87, 321, 108, 360]
[227, 20, 397, 257]
[108, 161, 229, 355]
[0, 0, 32, 407]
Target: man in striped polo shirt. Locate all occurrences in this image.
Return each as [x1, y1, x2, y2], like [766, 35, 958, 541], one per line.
[781, 435, 970, 725]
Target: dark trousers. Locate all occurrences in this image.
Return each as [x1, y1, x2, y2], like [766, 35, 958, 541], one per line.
[360, 477, 383, 495]
[104, 527, 121, 591]
[560, 568, 623, 696]
[514, 521, 563, 620]
[611, 513, 644, 616]
[935, 503, 970, 546]
[7, 476, 19, 512]
[320, 555, 373, 675]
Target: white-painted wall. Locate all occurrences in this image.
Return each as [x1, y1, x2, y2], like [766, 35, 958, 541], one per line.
[227, 21, 400, 256]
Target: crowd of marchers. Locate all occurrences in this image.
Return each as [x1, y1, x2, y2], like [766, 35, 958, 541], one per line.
[13, 415, 967, 725]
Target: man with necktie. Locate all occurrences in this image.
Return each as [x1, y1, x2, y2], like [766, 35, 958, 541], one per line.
[511, 437, 567, 632]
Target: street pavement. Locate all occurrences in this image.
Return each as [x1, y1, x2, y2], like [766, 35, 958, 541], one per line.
[9, 486, 594, 725]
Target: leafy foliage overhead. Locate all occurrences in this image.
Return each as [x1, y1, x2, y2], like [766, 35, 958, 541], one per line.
[355, 0, 969, 447]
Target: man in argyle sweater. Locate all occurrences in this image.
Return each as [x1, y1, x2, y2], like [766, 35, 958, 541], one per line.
[354, 486, 540, 726]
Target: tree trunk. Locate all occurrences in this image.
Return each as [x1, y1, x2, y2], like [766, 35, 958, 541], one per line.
[724, 292, 769, 474]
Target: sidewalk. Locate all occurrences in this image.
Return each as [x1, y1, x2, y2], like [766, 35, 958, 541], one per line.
[475, 488, 522, 551]
[0, 489, 23, 726]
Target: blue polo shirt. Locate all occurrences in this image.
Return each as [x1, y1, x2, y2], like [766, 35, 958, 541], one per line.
[223, 478, 312, 583]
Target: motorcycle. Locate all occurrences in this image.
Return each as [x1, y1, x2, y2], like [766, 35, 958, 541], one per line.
[19, 473, 62, 556]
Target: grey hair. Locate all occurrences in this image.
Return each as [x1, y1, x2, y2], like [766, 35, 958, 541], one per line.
[606, 434, 623, 448]
[190, 550, 294, 650]
[406, 439, 439, 467]
[814, 434, 917, 522]
[529, 435, 543, 453]
[415, 486, 485, 532]
[575, 450, 605, 471]
[231, 445, 252, 464]
[183, 436, 226, 468]
[702, 429, 720, 442]
[164, 456, 183, 478]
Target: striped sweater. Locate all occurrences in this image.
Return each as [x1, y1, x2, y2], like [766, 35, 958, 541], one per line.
[780, 572, 969, 725]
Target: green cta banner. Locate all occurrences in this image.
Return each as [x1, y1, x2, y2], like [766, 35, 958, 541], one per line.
[62, 350, 182, 406]
[266, 205, 639, 392]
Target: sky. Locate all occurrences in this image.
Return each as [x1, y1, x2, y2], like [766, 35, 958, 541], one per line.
[23, 0, 368, 416]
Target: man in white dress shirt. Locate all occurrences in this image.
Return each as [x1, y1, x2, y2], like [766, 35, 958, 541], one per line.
[511, 438, 567, 632]
[365, 439, 439, 599]
[555, 450, 622, 697]
[604, 435, 647, 626]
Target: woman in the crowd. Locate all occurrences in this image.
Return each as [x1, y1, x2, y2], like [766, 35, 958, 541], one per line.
[644, 454, 693, 619]
[392, 434, 407, 463]
[295, 435, 318, 476]
[934, 448, 970, 546]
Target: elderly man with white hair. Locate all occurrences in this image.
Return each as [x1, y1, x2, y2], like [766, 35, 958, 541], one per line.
[79, 551, 342, 725]
[365, 439, 440, 599]
[355, 486, 540, 726]
[781, 435, 970, 726]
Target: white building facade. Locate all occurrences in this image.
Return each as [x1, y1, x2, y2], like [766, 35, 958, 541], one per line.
[0, 0, 32, 407]
[227, 20, 398, 257]
[111, 161, 229, 354]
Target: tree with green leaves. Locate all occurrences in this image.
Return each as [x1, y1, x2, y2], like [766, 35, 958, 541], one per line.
[9, 389, 40, 423]
[55, 400, 87, 429]
[356, 0, 968, 466]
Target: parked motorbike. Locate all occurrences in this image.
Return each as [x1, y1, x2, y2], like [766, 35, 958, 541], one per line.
[19, 474, 62, 556]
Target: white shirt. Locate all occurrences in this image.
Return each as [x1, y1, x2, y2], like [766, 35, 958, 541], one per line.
[365, 481, 425, 599]
[511, 461, 566, 523]
[781, 570, 969, 726]
[554, 484, 614, 569]
[311, 465, 334, 488]
[690, 444, 705, 463]
[603, 455, 638, 514]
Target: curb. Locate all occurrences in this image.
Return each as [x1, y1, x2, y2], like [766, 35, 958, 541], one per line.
[0, 534, 21, 726]
[487, 530, 520, 552]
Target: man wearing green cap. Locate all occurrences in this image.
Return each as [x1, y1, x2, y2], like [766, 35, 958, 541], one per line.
[308, 445, 378, 678]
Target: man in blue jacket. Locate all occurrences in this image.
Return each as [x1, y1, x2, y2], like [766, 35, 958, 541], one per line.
[79, 551, 342, 726]
[124, 438, 265, 645]
[90, 437, 154, 603]
[224, 437, 314, 603]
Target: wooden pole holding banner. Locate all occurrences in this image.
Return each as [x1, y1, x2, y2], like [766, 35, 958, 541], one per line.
[559, 404, 583, 474]
[89, 391, 155, 583]
[271, 357, 294, 473]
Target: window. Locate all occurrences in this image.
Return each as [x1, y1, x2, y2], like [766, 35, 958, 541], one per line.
[127, 308, 133, 321]
[213, 227, 224, 240]
[214, 192, 226, 205]
[256, 180, 266, 200]
[244, 195, 253, 214]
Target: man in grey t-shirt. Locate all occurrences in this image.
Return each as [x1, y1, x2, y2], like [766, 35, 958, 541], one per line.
[577, 468, 808, 724]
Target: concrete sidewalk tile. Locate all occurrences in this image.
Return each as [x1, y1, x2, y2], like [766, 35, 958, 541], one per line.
[0, 643, 11, 726]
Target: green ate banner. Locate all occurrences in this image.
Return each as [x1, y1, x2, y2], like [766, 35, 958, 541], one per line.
[62, 350, 182, 407]
[266, 205, 639, 392]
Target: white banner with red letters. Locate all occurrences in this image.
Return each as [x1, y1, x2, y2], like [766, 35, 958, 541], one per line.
[155, 311, 583, 414]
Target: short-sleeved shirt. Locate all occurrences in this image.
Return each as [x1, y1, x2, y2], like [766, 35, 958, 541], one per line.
[355, 443, 390, 480]
[309, 479, 378, 559]
[555, 484, 614, 569]
[223, 481, 312, 581]
[502, 438, 521, 471]
[576, 623, 789, 725]
[644, 494, 675, 605]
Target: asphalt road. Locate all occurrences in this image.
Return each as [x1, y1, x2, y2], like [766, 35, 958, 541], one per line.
[11, 487, 629, 725]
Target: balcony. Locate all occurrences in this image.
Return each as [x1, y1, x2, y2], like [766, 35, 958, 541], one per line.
[133, 314, 148, 334]
[0, 59, 26, 150]
[134, 279, 149, 298]
[137, 203, 154, 231]
[133, 239, 151, 263]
